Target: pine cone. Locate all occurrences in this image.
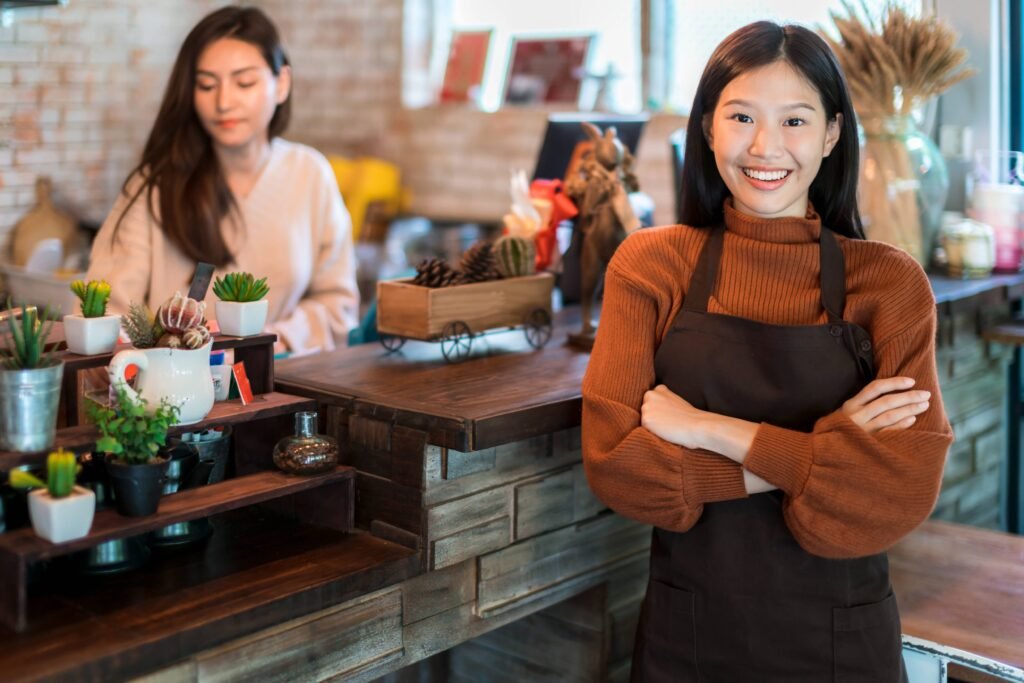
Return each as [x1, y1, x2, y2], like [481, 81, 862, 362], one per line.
[458, 242, 501, 283]
[413, 258, 460, 288]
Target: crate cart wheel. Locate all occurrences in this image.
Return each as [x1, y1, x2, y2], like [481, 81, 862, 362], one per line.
[440, 320, 473, 362]
[523, 308, 553, 349]
[379, 334, 406, 352]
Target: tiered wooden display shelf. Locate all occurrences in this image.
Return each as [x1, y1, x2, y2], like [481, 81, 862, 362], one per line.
[0, 333, 420, 681]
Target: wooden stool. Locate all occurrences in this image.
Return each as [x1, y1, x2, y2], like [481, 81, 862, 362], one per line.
[982, 321, 1024, 532]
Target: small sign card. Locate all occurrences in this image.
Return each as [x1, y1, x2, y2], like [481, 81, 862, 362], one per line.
[232, 361, 254, 405]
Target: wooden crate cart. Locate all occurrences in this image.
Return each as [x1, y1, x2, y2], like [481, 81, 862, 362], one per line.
[376, 272, 555, 362]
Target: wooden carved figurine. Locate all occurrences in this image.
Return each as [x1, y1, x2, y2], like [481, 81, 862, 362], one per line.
[565, 122, 640, 348]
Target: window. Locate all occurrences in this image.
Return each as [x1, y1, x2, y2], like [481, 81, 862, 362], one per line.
[662, 0, 924, 113]
[425, 0, 642, 112]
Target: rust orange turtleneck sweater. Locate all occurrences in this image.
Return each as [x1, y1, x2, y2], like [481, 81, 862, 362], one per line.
[581, 202, 954, 559]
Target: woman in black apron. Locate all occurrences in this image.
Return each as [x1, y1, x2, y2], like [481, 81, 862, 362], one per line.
[582, 22, 953, 682]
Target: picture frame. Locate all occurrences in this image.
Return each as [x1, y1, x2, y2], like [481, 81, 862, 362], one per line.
[502, 35, 594, 107]
[440, 29, 492, 104]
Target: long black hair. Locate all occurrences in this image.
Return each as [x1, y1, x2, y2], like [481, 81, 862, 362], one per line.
[679, 21, 864, 239]
[115, 6, 292, 266]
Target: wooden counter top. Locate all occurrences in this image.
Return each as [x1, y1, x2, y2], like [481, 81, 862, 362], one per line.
[891, 520, 1024, 679]
[276, 322, 591, 451]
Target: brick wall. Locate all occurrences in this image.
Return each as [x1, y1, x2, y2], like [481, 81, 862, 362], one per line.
[0, 0, 220, 241]
[0, 0, 684, 254]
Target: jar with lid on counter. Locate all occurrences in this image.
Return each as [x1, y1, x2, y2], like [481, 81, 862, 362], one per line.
[272, 411, 338, 475]
[940, 216, 996, 279]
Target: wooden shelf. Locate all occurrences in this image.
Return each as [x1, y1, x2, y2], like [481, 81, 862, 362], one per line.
[58, 333, 278, 372]
[0, 464, 356, 632]
[0, 391, 316, 470]
[0, 509, 420, 682]
[0, 466, 354, 562]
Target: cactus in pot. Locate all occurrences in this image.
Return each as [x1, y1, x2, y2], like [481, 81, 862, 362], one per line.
[213, 272, 270, 337]
[64, 279, 121, 356]
[493, 235, 536, 278]
[10, 448, 96, 543]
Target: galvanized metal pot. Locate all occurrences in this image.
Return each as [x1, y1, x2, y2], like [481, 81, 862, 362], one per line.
[0, 361, 63, 453]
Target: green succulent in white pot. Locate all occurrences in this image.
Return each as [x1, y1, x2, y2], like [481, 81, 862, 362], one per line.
[0, 301, 63, 453]
[213, 272, 269, 338]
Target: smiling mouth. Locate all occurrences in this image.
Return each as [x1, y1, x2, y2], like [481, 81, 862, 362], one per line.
[743, 168, 791, 181]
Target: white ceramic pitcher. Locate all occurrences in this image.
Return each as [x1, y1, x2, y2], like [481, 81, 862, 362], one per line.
[108, 342, 214, 425]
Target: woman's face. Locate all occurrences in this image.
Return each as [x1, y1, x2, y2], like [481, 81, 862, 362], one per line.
[193, 38, 290, 153]
[706, 60, 840, 220]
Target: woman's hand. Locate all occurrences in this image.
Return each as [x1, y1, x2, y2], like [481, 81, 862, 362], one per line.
[841, 377, 930, 434]
[641, 384, 708, 450]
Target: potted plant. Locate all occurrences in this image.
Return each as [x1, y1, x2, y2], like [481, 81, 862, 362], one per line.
[10, 448, 95, 543]
[0, 301, 63, 452]
[213, 272, 269, 337]
[111, 293, 214, 425]
[63, 279, 120, 356]
[87, 385, 180, 517]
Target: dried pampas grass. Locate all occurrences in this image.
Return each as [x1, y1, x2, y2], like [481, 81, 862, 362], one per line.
[822, 1, 976, 119]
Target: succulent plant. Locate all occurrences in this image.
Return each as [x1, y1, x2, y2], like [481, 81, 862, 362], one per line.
[70, 279, 111, 318]
[182, 325, 211, 349]
[493, 235, 536, 278]
[1, 300, 58, 370]
[212, 272, 270, 302]
[123, 302, 162, 349]
[87, 386, 179, 465]
[157, 291, 206, 335]
[8, 448, 80, 498]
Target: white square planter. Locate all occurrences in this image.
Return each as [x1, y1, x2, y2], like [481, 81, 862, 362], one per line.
[63, 313, 121, 355]
[215, 299, 269, 337]
[28, 486, 96, 543]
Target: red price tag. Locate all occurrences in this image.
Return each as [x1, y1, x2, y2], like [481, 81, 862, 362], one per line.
[232, 361, 254, 405]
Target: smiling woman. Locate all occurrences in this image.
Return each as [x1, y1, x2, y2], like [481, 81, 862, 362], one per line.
[581, 20, 953, 682]
[85, 6, 358, 355]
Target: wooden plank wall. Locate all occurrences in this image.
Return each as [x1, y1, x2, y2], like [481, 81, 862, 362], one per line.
[130, 410, 653, 682]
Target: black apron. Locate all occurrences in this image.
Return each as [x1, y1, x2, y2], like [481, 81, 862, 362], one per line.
[631, 226, 907, 683]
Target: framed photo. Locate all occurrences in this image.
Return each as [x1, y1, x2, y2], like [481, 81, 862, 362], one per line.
[440, 30, 492, 104]
[502, 35, 593, 107]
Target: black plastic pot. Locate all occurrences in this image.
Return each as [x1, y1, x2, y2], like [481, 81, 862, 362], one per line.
[104, 454, 169, 517]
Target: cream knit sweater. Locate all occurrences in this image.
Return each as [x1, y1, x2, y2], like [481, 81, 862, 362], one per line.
[87, 139, 359, 355]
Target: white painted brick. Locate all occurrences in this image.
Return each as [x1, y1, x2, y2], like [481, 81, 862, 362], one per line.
[14, 148, 60, 165]
[42, 45, 86, 64]
[38, 108, 59, 125]
[0, 45, 40, 63]
[0, 68, 13, 84]
[88, 46, 127, 65]
[15, 66, 60, 85]
[63, 109, 103, 124]
[0, 87, 38, 106]
[14, 22, 51, 44]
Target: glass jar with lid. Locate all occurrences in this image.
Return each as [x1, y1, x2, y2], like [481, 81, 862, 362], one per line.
[272, 411, 338, 475]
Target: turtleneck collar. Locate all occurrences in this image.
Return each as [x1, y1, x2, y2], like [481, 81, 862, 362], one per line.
[722, 198, 822, 244]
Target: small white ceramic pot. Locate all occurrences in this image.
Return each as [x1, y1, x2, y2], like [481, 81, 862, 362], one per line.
[28, 486, 96, 543]
[63, 313, 121, 356]
[215, 300, 269, 338]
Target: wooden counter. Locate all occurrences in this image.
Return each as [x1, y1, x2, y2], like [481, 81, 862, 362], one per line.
[892, 520, 1024, 681]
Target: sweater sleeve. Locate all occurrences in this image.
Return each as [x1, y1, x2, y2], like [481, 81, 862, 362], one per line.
[743, 303, 953, 559]
[582, 258, 748, 532]
[268, 158, 360, 355]
[85, 185, 153, 316]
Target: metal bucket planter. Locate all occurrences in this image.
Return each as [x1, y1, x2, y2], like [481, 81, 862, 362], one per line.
[0, 361, 63, 453]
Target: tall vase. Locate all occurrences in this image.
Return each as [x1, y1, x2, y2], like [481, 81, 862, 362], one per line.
[858, 115, 949, 267]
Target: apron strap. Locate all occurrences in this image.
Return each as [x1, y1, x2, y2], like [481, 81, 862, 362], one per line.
[683, 223, 848, 322]
[819, 228, 846, 323]
[682, 226, 725, 313]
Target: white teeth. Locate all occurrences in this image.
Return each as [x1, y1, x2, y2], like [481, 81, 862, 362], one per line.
[743, 168, 789, 181]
